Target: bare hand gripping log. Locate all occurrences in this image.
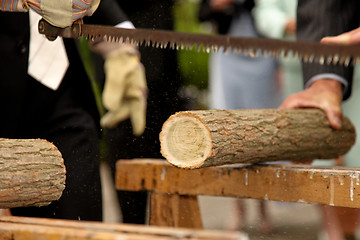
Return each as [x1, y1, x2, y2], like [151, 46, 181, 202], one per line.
[0, 138, 66, 208]
[160, 109, 356, 169]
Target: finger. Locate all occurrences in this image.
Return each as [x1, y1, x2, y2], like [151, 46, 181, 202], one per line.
[100, 106, 130, 128]
[321, 104, 342, 130]
[102, 59, 127, 111]
[278, 95, 301, 109]
[321, 34, 351, 45]
[279, 94, 315, 109]
[321, 27, 360, 45]
[129, 98, 146, 136]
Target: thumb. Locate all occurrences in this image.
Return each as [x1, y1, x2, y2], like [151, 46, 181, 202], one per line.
[321, 27, 360, 45]
[102, 58, 127, 111]
[321, 34, 351, 45]
[100, 106, 130, 128]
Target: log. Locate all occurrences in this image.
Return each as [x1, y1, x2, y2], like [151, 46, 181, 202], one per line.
[0, 138, 66, 208]
[0, 216, 243, 240]
[160, 109, 356, 169]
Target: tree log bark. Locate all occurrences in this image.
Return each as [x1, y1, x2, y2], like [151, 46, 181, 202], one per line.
[159, 109, 356, 169]
[0, 138, 66, 208]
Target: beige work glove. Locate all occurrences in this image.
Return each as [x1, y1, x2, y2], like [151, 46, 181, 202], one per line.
[93, 43, 147, 136]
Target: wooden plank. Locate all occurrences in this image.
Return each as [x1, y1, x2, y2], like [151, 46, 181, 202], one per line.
[116, 159, 360, 208]
[159, 109, 355, 168]
[149, 193, 203, 228]
[0, 216, 242, 240]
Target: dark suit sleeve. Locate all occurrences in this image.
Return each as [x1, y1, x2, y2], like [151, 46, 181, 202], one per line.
[297, 0, 360, 100]
[85, 0, 129, 26]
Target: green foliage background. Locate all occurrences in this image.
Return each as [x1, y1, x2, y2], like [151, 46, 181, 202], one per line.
[173, 0, 210, 90]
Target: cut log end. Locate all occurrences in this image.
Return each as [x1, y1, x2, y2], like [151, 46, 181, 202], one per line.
[160, 113, 212, 169]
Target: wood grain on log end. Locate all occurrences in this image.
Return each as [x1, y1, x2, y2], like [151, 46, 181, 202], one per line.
[160, 112, 212, 169]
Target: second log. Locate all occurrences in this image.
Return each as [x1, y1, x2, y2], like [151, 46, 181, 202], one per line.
[159, 109, 356, 169]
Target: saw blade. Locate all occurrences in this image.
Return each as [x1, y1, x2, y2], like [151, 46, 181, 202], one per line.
[38, 19, 360, 66]
[82, 24, 360, 66]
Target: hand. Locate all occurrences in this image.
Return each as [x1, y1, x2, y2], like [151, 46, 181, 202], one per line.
[321, 27, 360, 45]
[0, 0, 100, 28]
[210, 0, 234, 11]
[97, 45, 147, 136]
[284, 18, 296, 36]
[279, 79, 343, 130]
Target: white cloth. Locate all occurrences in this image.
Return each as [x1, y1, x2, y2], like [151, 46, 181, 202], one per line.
[28, 10, 69, 90]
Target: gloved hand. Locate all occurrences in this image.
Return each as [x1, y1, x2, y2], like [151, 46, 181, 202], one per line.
[0, 0, 99, 28]
[93, 42, 147, 136]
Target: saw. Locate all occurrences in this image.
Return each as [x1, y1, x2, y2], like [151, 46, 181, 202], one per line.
[38, 19, 360, 66]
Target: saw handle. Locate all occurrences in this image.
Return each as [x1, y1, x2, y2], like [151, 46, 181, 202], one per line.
[38, 18, 82, 41]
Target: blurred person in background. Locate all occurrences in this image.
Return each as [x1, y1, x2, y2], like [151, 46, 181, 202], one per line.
[199, 0, 282, 233]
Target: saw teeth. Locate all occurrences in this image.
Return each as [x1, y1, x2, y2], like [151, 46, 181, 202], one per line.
[354, 57, 360, 65]
[303, 54, 309, 63]
[339, 56, 346, 65]
[326, 56, 332, 65]
[249, 49, 256, 58]
[344, 57, 351, 67]
[89, 29, 357, 68]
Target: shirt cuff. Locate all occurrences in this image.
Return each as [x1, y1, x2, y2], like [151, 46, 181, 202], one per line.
[305, 73, 348, 96]
[115, 21, 135, 29]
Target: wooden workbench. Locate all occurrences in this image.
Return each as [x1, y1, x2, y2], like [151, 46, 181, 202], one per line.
[116, 159, 360, 228]
[0, 216, 243, 239]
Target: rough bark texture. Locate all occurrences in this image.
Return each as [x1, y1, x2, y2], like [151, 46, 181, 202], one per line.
[0, 138, 66, 208]
[160, 109, 356, 169]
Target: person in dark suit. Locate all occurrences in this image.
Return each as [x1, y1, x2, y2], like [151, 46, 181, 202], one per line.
[280, 0, 360, 130]
[0, 0, 143, 221]
[279, 1, 360, 239]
